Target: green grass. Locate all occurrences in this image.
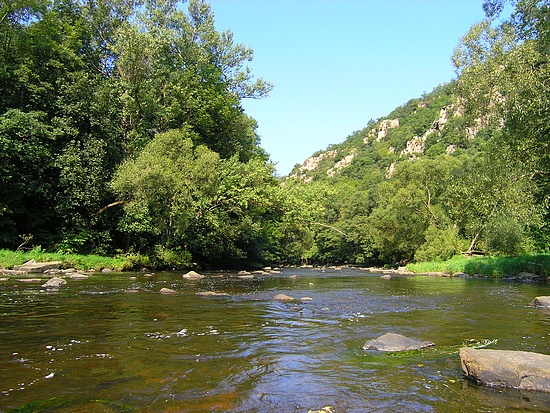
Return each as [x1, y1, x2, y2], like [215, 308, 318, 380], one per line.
[0, 249, 134, 272]
[406, 254, 550, 278]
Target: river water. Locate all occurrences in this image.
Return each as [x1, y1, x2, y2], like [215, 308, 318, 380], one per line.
[1, 267, 550, 412]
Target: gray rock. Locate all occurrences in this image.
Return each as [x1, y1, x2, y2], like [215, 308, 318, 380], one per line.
[273, 293, 296, 301]
[41, 277, 67, 288]
[182, 270, 204, 280]
[196, 291, 229, 297]
[66, 272, 89, 280]
[363, 333, 435, 352]
[530, 296, 550, 307]
[159, 287, 177, 294]
[460, 347, 550, 393]
[17, 278, 43, 283]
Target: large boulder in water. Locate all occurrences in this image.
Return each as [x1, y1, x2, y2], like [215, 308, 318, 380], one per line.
[363, 333, 434, 352]
[530, 296, 550, 307]
[460, 347, 550, 393]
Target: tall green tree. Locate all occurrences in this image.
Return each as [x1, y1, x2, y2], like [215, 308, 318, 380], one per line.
[111, 127, 284, 268]
[454, 0, 550, 251]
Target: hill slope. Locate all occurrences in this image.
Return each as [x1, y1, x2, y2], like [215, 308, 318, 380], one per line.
[283, 81, 541, 266]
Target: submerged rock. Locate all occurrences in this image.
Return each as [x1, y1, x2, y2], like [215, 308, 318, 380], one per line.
[66, 272, 89, 280]
[363, 333, 434, 352]
[196, 291, 229, 297]
[460, 347, 550, 393]
[182, 271, 204, 280]
[308, 407, 334, 413]
[41, 277, 67, 288]
[273, 293, 296, 301]
[530, 296, 550, 307]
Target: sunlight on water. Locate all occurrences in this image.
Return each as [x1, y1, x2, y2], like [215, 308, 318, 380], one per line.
[1, 268, 550, 412]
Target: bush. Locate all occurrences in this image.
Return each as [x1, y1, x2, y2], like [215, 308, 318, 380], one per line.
[414, 226, 468, 262]
[153, 245, 192, 269]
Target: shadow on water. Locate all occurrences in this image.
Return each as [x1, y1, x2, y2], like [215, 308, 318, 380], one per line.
[1, 268, 550, 412]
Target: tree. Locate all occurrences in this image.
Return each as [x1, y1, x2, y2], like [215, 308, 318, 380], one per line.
[453, 0, 550, 252]
[111, 127, 285, 268]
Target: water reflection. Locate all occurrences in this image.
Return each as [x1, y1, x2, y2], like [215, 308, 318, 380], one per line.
[0, 269, 549, 412]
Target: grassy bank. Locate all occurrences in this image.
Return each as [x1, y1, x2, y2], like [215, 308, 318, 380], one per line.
[0, 249, 134, 272]
[406, 254, 550, 278]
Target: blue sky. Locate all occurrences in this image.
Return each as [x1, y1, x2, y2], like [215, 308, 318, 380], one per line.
[207, 0, 487, 176]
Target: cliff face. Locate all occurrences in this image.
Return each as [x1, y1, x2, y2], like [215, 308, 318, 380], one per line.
[288, 82, 479, 182]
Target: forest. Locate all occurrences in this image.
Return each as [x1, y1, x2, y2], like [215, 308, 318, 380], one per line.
[1, 0, 549, 270]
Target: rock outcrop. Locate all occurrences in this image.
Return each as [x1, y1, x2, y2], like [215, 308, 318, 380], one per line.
[363, 333, 434, 352]
[460, 347, 550, 393]
[376, 118, 400, 141]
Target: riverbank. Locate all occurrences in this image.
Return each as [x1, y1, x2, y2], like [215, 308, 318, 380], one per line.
[0, 249, 134, 272]
[405, 254, 550, 279]
[1, 249, 549, 279]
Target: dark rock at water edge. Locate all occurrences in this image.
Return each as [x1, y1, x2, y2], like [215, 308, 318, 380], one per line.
[460, 347, 550, 393]
[363, 333, 435, 352]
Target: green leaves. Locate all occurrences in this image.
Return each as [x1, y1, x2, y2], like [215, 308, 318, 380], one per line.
[111, 127, 285, 267]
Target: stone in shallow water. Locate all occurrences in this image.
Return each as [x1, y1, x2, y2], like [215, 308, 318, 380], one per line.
[159, 288, 177, 294]
[460, 347, 550, 393]
[182, 271, 204, 280]
[273, 293, 295, 301]
[41, 277, 67, 288]
[196, 291, 229, 297]
[363, 333, 434, 352]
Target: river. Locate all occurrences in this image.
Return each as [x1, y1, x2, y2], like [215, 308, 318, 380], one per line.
[1, 267, 549, 412]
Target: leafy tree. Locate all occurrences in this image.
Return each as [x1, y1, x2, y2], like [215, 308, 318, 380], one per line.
[112, 127, 284, 268]
[0, 110, 55, 246]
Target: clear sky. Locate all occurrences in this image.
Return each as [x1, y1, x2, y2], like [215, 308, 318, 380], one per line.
[207, 0, 487, 176]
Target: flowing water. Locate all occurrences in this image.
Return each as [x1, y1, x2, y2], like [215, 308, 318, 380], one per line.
[1, 267, 550, 412]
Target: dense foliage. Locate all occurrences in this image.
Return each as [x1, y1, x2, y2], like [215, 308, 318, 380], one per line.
[1, 0, 549, 269]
